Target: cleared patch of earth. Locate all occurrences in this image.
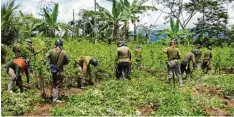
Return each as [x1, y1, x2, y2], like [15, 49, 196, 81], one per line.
[195, 85, 222, 97]
[205, 107, 231, 116]
[222, 97, 234, 108]
[137, 103, 160, 116]
[25, 102, 65, 116]
[25, 87, 84, 116]
[194, 85, 233, 115]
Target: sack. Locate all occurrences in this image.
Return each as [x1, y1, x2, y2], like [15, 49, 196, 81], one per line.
[50, 64, 59, 73]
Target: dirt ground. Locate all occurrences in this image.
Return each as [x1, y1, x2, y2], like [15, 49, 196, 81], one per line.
[25, 87, 84, 116]
[137, 103, 160, 116]
[195, 85, 233, 116]
[195, 85, 222, 97]
[205, 107, 231, 116]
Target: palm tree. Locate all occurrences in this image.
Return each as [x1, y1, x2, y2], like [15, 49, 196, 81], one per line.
[1, 0, 19, 45]
[1, 0, 19, 27]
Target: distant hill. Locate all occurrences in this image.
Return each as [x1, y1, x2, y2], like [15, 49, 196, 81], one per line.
[129, 30, 168, 42]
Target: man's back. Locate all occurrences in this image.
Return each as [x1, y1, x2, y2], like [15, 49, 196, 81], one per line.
[117, 46, 130, 62]
[78, 56, 92, 67]
[164, 47, 180, 61]
[47, 48, 67, 68]
[183, 52, 195, 62]
[203, 49, 212, 60]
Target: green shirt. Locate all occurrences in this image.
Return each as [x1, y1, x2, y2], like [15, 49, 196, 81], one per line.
[163, 47, 181, 61]
[203, 49, 212, 60]
[46, 48, 69, 69]
[183, 52, 196, 65]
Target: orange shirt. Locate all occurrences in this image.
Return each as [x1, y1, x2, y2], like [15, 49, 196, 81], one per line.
[14, 58, 26, 73]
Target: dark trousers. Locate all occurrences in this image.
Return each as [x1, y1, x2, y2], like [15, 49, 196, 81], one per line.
[116, 62, 131, 79]
[202, 60, 211, 74]
[180, 61, 191, 79]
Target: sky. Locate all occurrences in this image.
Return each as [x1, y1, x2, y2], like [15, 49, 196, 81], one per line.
[1, 0, 234, 30]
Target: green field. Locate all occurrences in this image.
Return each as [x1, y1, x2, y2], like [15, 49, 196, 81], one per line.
[2, 0, 234, 116]
[1, 38, 234, 116]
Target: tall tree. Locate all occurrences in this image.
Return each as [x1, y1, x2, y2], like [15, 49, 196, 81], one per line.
[85, 0, 125, 44]
[191, 0, 229, 45]
[18, 11, 43, 38]
[156, 0, 198, 29]
[120, 0, 156, 41]
[37, 3, 70, 37]
[1, 0, 19, 45]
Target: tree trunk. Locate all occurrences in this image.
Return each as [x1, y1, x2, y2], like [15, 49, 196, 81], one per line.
[112, 20, 118, 43]
[124, 21, 129, 41]
[134, 21, 137, 42]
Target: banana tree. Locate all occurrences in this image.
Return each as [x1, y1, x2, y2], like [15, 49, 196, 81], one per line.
[120, 0, 157, 41]
[158, 18, 193, 45]
[37, 3, 60, 37]
[18, 11, 43, 38]
[85, 0, 124, 44]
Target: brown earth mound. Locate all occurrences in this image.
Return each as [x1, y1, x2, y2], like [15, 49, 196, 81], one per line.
[205, 107, 231, 116]
[195, 86, 222, 96]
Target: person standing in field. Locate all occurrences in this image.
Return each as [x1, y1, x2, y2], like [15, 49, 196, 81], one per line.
[5, 58, 31, 93]
[46, 39, 69, 103]
[163, 40, 183, 86]
[193, 44, 202, 69]
[180, 50, 196, 80]
[116, 41, 131, 80]
[134, 44, 143, 69]
[74, 56, 98, 88]
[202, 46, 212, 74]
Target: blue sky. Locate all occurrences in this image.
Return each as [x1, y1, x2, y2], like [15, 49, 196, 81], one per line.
[1, 0, 234, 30]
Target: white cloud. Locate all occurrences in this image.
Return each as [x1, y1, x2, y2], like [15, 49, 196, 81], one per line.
[12, 0, 234, 29]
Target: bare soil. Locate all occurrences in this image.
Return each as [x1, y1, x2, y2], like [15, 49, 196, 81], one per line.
[195, 85, 222, 96]
[194, 85, 234, 115]
[25, 87, 84, 116]
[222, 97, 234, 108]
[205, 107, 231, 116]
[26, 102, 65, 116]
[137, 103, 160, 116]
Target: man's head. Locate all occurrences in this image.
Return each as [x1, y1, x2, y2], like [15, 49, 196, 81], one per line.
[90, 58, 98, 67]
[170, 40, 176, 47]
[117, 41, 124, 47]
[55, 39, 63, 47]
